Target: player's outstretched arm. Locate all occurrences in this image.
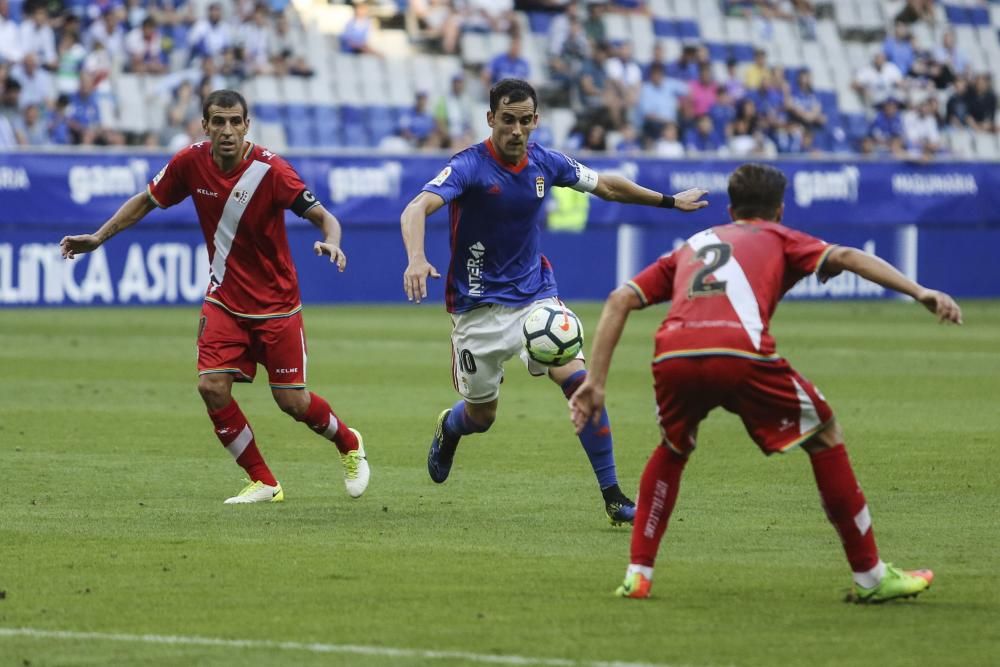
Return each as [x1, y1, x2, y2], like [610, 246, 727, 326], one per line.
[570, 286, 644, 434]
[400, 191, 445, 304]
[824, 246, 963, 324]
[60, 192, 157, 259]
[590, 173, 709, 212]
[306, 204, 348, 272]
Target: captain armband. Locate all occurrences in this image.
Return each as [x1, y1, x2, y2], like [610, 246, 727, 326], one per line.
[291, 189, 321, 217]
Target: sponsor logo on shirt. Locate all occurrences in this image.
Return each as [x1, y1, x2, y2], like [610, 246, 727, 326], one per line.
[275, 367, 299, 374]
[487, 183, 502, 195]
[196, 188, 219, 197]
[261, 149, 275, 161]
[535, 176, 545, 198]
[467, 241, 485, 297]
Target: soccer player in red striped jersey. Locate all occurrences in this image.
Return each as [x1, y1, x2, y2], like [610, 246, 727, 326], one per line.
[570, 163, 962, 602]
[59, 89, 370, 504]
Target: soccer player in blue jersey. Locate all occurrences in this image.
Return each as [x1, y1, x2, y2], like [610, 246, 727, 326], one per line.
[400, 79, 708, 525]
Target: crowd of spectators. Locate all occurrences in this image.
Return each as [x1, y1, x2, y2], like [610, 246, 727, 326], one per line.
[0, 0, 997, 159]
[0, 0, 305, 149]
[852, 18, 996, 160]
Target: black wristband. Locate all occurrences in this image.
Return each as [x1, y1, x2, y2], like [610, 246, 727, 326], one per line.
[658, 194, 675, 209]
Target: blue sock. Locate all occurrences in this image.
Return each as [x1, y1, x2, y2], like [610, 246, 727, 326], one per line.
[443, 400, 489, 440]
[561, 370, 619, 490]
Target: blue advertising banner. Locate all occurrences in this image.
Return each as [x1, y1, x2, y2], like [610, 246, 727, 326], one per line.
[0, 151, 997, 228]
[1, 150, 997, 306]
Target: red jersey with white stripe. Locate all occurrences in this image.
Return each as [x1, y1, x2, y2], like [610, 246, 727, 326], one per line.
[627, 220, 837, 361]
[147, 141, 307, 318]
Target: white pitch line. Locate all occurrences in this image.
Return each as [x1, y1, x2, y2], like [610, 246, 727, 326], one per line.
[0, 628, 702, 667]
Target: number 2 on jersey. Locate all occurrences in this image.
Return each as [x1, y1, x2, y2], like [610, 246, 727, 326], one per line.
[689, 242, 733, 297]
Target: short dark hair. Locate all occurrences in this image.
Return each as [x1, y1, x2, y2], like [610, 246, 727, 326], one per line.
[489, 79, 537, 113]
[202, 89, 248, 121]
[728, 163, 787, 221]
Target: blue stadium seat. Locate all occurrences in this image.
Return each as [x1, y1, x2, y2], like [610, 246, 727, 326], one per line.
[312, 105, 342, 147]
[817, 91, 839, 116]
[315, 123, 342, 148]
[943, 4, 989, 25]
[676, 20, 701, 39]
[729, 44, 756, 62]
[283, 104, 316, 148]
[313, 105, 341, 130]
[652, 19, 678, 38]
[706, 42, 729, 61]
[253, 104, 282, 123]
[843, 113, 869, 142]
[527, 11, 555, 34]
[367, 106, 398, 144]
[340, 106, 371, 147]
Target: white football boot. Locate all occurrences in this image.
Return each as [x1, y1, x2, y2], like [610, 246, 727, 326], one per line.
[341, 428, 370, 498]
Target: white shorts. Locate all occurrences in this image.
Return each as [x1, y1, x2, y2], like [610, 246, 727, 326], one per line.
[450, 296, 584, 403]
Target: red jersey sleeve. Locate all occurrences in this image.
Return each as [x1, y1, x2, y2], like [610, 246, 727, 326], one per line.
[782, 227, 839, 280]
[147, 148, 192, 208]
[626, 250, 679, 307]
[270, 155, 308, 210]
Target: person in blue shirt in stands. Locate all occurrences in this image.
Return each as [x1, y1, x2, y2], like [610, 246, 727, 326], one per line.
[398, 90, 439, 148]
[486, 32, 530, 86]
[400, 78, 708, 525]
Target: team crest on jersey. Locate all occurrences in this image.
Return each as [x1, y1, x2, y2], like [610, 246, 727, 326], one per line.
[232, 189, 250, 205]
[535, 176, 545, 198]
[429, 166, 451, 187]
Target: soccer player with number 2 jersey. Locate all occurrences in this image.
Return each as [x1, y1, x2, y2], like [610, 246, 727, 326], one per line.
[401, 79, 709, 525]
[570, 163, 962, 601]
[60, 90, 370, 504]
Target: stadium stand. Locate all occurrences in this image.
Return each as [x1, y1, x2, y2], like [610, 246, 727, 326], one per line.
[0, 0, 996, 160]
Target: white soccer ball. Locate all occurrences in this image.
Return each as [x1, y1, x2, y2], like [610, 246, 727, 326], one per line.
[522, 304, 584, 366]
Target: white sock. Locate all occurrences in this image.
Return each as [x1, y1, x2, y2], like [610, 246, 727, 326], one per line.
[626, 564, 654, 580]
[853, 560, 886, 589]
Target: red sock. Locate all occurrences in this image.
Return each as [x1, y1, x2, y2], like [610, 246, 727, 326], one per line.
[297, 392, 358, 454]
[630, 445, 688, 567]
[809, 444, 879, 573]
[208, 400, 277, 486]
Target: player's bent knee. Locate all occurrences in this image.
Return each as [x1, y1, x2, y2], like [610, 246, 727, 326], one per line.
[272, 388, 309, 418]
[803, 418, 843, 454]
[197, 374, 233, 409]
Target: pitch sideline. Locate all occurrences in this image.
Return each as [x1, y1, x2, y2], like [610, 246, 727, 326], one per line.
[0, 627, 714, 667]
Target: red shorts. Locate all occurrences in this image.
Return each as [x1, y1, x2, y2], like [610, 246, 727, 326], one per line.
[652, 355, 834, 456]
[197, 302, 308, 388]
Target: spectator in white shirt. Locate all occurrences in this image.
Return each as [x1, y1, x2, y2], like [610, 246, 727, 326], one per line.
[933, 30, 968, 79]
[653, 121, 684, 158]
[125, 16, 167, 73]
[902, 96, 941, 159]
[188, 3, 232, 63]
[605, 40, 643, 114]
[12, 53, 53, 110]
[0, 0, 23, 65]
[86, 6, 127, 64]
[19, 6, 57, 70]
[853, 51, 903, 107]
[240, 3, 272, 75]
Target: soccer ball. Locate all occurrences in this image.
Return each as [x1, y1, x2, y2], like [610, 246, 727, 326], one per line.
[522, 304, 584, 366]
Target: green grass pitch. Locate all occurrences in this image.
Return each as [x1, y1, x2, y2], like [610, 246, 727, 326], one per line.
[1, 301, 998, 666]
